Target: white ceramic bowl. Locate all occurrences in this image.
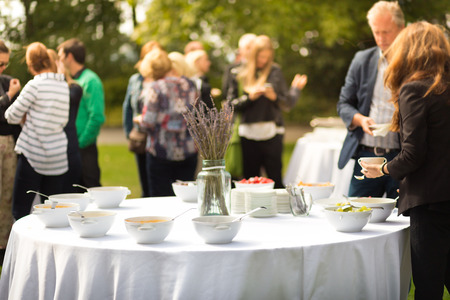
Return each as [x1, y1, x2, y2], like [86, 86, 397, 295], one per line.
[172, 182, 197, 203]
[323, 207, 372, 232]
[234, 182, 275, 190]
[358, 157, 387, 166]
[33, 202, 80, 228]
[48, 193, 91, 211]
[314, 197, 355, 208]
[125, 216, 174, 244]
[297, 183, 335, 201]
[350, 197, 397, 223]
[88, 186, 130, 208]
[192, 216, 241, 244]
[68, 211, 116, 237]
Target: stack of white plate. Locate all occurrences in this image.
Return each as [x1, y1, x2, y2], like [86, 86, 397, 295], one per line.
[231, 189, 246, 214]
[275, 189, 291, 213]
[244, 190, 277, 217]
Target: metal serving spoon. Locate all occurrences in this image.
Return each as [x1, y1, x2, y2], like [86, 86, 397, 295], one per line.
[232, 206, 267, 222]
[27, 190, 57, 209]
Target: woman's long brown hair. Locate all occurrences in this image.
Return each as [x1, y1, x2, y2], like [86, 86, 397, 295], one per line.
[384, 21, 450, 131]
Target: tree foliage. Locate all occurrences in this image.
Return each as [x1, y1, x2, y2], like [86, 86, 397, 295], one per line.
[1, 0, 449, 125]
[135, 0, 450, 123]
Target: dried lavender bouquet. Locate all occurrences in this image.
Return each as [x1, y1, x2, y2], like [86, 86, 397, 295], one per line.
[183, 99, 234, 215]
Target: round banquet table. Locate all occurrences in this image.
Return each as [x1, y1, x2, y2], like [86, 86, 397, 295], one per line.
[283, 127, 355, 197]
[0, 197, 411, 300]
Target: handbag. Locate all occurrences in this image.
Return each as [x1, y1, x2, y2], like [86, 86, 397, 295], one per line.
[128, 127, 147, 154]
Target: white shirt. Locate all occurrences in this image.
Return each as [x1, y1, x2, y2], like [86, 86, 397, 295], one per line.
[360, 52, 400, 149]
[5, 73, 70, 175]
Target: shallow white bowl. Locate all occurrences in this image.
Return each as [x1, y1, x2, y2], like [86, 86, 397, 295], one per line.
[172, 182, 197, 203]
[125, 216, 174, 244]
[234, 182, 274, 190]
[48, 193, 91, 211]
[350, 197, 397, 223]
[297, 183, 335, 201]
[323, 207, 372, 232]
[33, 202, 80, 228]
[192, 216, 241, 244]
[68, 211, 116, 237]
[88, 186, 130, 208]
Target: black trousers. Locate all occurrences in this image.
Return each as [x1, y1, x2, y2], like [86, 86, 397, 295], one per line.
[79, 143, 101, 188]
[147, 153, 197, 197]
[135, 152, 151, 197]
[409, 204, 450, 299]
[240, 134, 284, 188]
[12, 155, 65, 220]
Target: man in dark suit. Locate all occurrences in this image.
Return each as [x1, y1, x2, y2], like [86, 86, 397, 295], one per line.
[337, 1, 404, 198]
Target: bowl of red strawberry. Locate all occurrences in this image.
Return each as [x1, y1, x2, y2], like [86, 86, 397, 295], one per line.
[234, 176, 275, 190]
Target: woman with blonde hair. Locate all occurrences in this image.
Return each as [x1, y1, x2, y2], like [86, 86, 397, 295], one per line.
[122, 40, 162, 197]
[135, 48, 198, 196]
[5, 42, 70, 220]
[232, 35, 307, 188]
[361, 21, 450, 299]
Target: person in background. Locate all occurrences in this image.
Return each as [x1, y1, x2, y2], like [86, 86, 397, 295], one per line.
[361, 21, 450, 299]
[135, 48, 198, 196]
[5, 42, 70, 220]
[222, 33, 257, 180]
[222, 33, 257, 102]
[185, 49, 220, 108]
[0, 40, 21, 264]
[337, 1, 404, 198]
[123, 41, 162, 197]
[184, 41, 204, 55]
[168, 52, 191, 77]
[58, 38, 105, 188]
[232, 35, 307, 188]
[48, 49, 83, 193]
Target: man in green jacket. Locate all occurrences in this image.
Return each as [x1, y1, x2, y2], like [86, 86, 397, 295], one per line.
[58, 38, 105, 187]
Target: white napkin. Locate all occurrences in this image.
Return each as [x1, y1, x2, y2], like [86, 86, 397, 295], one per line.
[370, 123, 390, 137]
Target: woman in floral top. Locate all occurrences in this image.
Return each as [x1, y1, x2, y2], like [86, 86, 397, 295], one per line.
[136, 48, 198, 196]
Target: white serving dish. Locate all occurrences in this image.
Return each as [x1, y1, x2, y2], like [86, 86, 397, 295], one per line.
[125, 216, 174, 244]
[234, 182, 275, 190]
[192, 216, 241, 244]
[87, 186, 130, 208]
[68, 211, 116, 237]
[33, 202, 80, 228]
[172, 181, 197, 203]
[350, 197, 397, 223]
[48, 193, 91, 211]
[323, 207, 372, 232]
[297, 183, 335, 201]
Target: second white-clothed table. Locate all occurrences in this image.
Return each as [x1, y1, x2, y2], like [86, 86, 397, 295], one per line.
[0, 197, 410, 300]
[284, 127, 355, 197]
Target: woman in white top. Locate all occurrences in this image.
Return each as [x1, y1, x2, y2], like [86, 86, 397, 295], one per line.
[5, 42, 70, 220]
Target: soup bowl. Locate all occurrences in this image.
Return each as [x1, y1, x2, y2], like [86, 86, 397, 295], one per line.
[87, 186, 131, 208]
[48, 193, 91, 211]
[192, 216, 242, 244]
[33, 202, 80, 228]
[125, 216, 174, 244]
[68, 211, 116, 237]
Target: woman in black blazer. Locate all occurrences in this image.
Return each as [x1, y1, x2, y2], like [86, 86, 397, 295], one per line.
[362, 22, 450, 299]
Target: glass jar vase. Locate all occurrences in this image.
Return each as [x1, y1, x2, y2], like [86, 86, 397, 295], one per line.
[196, 159, 231, 216]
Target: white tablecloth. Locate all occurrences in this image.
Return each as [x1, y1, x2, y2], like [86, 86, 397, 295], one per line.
[284, 127, 355, 197]
[0, 197, 411, 300]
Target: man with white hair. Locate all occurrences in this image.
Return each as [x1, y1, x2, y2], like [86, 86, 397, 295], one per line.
[337, 1, 404, 198]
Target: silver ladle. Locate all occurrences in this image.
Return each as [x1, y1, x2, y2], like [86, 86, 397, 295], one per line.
[27, 190, 57, 209]
[232, 206, 267, 222]
[72, 184, 90, 191]
[171, 208, 195, 221]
